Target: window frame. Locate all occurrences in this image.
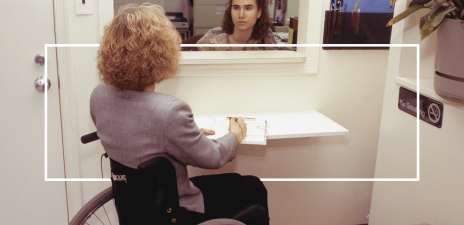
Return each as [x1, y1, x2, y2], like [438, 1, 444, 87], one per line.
[102, 0, 322, 76]
[176, 0, 322, 76]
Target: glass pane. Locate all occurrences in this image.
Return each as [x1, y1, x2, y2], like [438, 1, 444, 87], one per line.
[342, 0, 394, 13]
[323, 0, 395, 49]
[113, 0, 299, 51]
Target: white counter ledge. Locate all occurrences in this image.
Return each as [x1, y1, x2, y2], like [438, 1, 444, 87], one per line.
[195, 111, 349, 144]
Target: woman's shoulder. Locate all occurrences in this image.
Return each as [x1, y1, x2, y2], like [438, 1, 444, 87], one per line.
[159, 93, 186, 106]
[136, 91, 186, 109]
[264, 28, 277, 44]
[135, 92, 192, 118]
[90, 82, 114, 100]
[91, 82, 187, 108]
[150, 93, 192, 114]
[196, 27, 229, 44]
[207, 27, 225, 35]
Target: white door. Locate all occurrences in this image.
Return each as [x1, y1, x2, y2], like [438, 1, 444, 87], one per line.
[0, 1, 68, 224]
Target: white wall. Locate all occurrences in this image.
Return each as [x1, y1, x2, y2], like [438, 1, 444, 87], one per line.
[369, 1, 464, 224]
[156, 49, 388, 225]
[62, 1, 389, 224]
[155, 2, 389, 220]
[286, 0, 299, 21]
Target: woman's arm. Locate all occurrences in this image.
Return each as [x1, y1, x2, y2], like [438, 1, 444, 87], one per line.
[163, 99, 239, 169]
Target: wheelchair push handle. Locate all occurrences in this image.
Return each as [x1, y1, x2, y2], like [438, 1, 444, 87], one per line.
[81, 132, 99, 144]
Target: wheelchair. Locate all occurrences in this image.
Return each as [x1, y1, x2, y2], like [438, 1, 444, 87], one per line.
[69, 132, 270, 225]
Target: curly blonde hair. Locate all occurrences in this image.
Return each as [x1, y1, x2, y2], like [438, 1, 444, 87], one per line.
[97, 3, 182, 90]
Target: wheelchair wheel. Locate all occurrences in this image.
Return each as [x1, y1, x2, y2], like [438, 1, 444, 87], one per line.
[69, 187, 119, 225]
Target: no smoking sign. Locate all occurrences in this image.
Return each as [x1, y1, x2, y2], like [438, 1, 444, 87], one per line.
[398, 87, 444, 128]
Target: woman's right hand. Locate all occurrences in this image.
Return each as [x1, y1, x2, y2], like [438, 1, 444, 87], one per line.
[228, 117, 247, 143]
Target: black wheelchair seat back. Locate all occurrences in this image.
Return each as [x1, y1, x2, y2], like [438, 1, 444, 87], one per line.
[82, 132, 269, 225]
[110, 157, 179, 224]
[110, 157, 218, 225]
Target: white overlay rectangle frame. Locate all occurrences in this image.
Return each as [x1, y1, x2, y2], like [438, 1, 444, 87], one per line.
[44, 43, 420, 182]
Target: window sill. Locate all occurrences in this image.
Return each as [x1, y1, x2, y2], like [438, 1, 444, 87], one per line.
[179, 50, 306, 65]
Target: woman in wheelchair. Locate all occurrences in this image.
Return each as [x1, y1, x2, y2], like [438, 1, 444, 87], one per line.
[92, 3, 269, 225]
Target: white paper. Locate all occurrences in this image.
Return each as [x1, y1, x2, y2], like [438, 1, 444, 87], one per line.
[195, 116, 267, 145]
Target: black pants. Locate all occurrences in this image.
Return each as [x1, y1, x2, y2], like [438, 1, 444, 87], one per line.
[190, 173, 269, 219]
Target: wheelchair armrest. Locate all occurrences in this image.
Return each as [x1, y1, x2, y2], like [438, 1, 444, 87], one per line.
[81, 132, 99, 144]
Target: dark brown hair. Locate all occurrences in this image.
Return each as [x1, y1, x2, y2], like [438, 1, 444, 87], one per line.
[221, 0, 274, 41]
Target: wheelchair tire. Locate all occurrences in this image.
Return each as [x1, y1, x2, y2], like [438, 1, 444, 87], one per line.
[69, 187, 115, 225]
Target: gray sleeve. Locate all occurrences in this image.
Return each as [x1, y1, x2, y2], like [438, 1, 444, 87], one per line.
[163, 99, 238, 169]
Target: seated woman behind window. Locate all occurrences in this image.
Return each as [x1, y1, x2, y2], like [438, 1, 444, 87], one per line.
[197, 0, 277, 51]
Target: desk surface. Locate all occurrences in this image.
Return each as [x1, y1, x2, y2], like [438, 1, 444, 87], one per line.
[195, 111, 348, 144]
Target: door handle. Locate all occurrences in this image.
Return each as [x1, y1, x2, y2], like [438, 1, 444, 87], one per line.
[34, 53, 50, 92]
[35, 53, 45, 66]
[35, 76, 51, 92]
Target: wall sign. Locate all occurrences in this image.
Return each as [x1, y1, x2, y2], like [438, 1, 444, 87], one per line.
[398, 87, 444, 128]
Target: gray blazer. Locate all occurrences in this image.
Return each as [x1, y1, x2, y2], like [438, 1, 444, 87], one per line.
[90, 82, 238, 213]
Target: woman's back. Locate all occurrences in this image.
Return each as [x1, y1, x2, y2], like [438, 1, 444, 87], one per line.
[90, 82, 239, 213]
